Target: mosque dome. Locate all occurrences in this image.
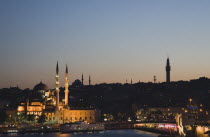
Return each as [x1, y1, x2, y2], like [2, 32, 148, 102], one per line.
[72, 79, 83, 87]
[33, 82, 48, 91]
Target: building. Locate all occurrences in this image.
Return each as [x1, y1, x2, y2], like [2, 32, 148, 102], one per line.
[58, 109, 99, 124]
[136, 107, 182, 122]
[136, 98, 208, 124]
[17, 62, 100, 124]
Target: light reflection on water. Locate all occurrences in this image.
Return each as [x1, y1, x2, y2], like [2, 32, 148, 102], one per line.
[0, 130, 159, 137]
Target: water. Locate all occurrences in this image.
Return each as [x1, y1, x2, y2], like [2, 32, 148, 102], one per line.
[0, 130, 159, 137]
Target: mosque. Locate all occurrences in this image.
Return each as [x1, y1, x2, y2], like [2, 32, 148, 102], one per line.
[17, 62, 100, 124]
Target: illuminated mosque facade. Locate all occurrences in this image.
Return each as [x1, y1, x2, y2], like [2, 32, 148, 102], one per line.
[17, 62, 100, 124]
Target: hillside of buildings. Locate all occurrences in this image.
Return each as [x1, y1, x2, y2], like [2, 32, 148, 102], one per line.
[0, 77, 210, 121]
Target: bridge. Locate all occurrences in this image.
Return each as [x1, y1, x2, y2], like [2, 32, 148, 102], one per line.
[134, 122, 178, 135]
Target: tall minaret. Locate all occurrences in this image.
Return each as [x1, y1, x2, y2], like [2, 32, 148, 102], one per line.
[64, 65, 69, 107]
[131, 79, 133, 84]
[166, 58, 171, 83]
[55, 61, 60, 111]
[82, 73, 84, 85]
[89, 75, 91, 85]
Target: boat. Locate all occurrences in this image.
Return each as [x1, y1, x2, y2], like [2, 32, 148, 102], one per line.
[158, 134, 178, 137]
[21, 125, 54, 133]
[0, 125, 21, 134]
[60, 121, 105, 133]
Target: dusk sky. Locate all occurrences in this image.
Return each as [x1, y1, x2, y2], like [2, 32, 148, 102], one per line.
[1, 0, 210, 89]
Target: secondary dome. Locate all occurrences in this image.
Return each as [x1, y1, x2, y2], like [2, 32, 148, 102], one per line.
[72, 79, 83, 87]
[46, 100, 54, 106]
[33, 82, 48, 91]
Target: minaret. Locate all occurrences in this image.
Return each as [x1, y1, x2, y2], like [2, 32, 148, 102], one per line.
[89, 75, 91, 85]
[55, 61, 60, 111]
[166, 58, 171, 83]
[64, 65, 69, 107]
[82, 73, 84, 85]
[131, 79, 133, 84]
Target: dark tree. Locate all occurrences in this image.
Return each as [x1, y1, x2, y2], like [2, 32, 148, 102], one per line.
[0, 110, 7, 123]
[37, 114, 46, 123]
[17, 113, 27, 123]
[27, 114, 35, 122]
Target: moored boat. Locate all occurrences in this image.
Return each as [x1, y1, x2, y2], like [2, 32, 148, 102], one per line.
[60, 121, 105, 133]
[0, 125, 20, 134]
[158, 134, 178, 137]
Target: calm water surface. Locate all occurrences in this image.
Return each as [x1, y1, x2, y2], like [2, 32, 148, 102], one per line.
[0, 130, 159, 137]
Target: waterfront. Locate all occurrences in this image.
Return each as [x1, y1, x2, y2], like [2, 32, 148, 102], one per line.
[0, 130, 159, 137]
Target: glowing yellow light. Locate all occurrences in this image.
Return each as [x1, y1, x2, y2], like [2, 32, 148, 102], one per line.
[17, 106, 24, 112]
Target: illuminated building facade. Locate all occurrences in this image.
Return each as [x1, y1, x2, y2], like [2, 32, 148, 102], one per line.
[17, 62, 100, 124]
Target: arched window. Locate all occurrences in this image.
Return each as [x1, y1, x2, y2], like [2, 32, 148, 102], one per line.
[49, 113, 51, 120]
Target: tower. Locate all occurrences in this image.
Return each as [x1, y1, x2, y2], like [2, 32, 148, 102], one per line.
[55, 61, 60, 111]
[89, 75, 91, 85]
[64, 65, 69, 107]
[154, 76, 157, 83]
[166, 58, 171, 83]
[82, 73, 84, 85]
[131, 79, 133, 84]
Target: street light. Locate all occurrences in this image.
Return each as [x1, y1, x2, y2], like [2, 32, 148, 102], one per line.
[189, 98, 192, 106]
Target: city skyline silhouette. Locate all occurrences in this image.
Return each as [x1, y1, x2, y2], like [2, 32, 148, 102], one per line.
[1, 1, 210, 88]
